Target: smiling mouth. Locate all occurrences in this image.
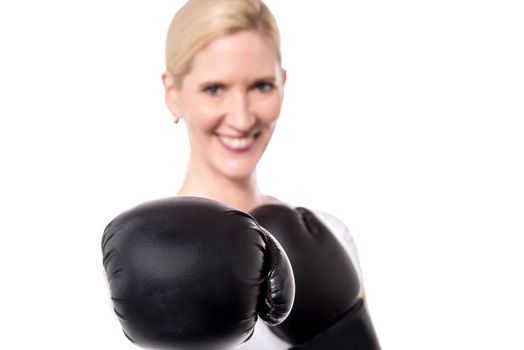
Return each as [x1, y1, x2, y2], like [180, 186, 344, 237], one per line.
[216, 132, 261, 152]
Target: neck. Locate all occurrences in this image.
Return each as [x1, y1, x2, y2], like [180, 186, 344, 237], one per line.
[177, 159, 266, 212]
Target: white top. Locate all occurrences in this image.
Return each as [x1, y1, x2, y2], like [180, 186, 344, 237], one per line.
[129, 209, 363, 350]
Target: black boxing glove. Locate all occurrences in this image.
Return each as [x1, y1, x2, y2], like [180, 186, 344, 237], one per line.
[102, 197, 295, 350]
[250, 204, 380, 350]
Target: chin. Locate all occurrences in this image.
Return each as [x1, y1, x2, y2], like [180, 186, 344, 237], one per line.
[215, 160, 259, 182]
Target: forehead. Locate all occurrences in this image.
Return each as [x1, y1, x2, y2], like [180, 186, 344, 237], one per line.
[187, 30, 279, 81]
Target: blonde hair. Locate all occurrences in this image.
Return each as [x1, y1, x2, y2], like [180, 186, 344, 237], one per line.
[165, 0, 281, 86]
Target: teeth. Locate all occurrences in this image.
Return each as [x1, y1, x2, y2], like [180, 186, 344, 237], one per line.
[219, 135, 255, 149]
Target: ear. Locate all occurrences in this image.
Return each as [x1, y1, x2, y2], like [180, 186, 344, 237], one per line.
[162, 70, 182, 122]
[280, 68, 287, 87]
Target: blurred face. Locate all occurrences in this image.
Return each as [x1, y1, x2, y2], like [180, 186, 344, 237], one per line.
[163, 30, 286, 181]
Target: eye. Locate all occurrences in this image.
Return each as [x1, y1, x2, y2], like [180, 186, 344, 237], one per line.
[252, 81, 275, 92]
[203, 84, 224, 96]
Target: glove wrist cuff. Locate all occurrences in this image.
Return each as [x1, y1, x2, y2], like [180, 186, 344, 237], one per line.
[290, 300, 381, 350]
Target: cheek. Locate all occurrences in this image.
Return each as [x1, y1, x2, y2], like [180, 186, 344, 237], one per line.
[256, 96, 283, 126]
[182, 96, 222, 133]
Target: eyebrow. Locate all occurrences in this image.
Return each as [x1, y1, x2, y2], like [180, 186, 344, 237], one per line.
[253, 76, 277, 82]
[198, 76, 277, 89]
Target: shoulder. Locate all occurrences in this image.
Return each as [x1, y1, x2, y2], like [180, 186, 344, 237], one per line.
[309, 209, 358, 256]
[305, 207, 365, 289]
[257, 197, 363, 282]
[259, 197, 356, 252]
[311, 210, 353, 242]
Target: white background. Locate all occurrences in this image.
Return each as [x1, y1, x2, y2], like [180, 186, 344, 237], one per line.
[1, 0, 523, 349]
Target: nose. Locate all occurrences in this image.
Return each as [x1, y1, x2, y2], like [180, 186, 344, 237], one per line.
[225, 91, 256, 133]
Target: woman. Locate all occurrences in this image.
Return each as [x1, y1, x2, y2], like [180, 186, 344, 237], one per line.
[162, 0, 285, 213]
[133, 0, 376, 348]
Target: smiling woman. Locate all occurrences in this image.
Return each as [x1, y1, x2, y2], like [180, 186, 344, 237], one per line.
[161, 0, 286, 210]
[102, 0, 380, 349]
[163, 30, 286, 195]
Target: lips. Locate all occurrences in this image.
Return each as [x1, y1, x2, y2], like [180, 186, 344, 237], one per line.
[216, 133, 260, 153]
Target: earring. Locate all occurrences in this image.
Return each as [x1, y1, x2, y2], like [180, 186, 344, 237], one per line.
[173, 115, 180, 124]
